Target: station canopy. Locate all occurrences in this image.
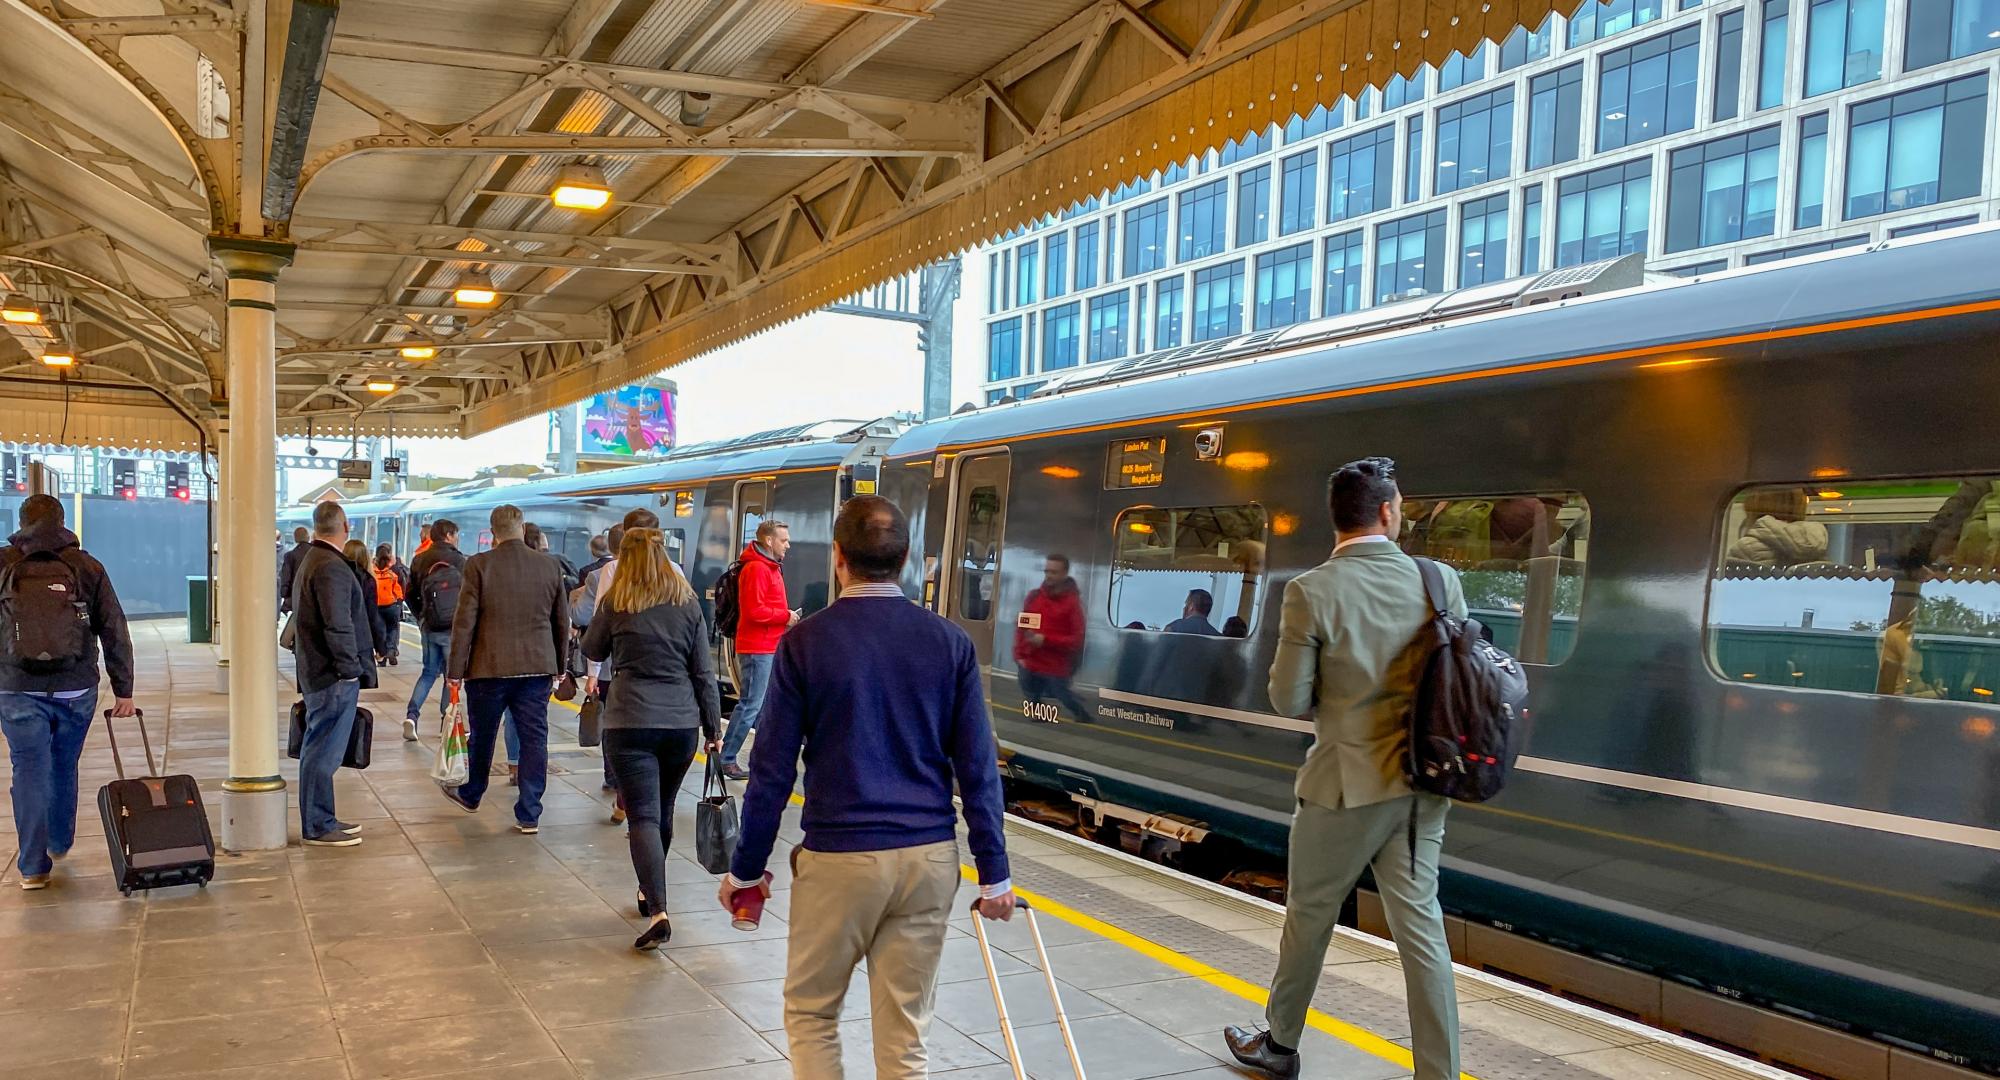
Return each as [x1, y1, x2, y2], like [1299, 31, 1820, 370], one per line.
[0, 0, 1570, 450]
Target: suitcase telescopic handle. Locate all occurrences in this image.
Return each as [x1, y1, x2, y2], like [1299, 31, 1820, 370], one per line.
[969, 895, 1086, 1080]
[102, 708, 154, 780]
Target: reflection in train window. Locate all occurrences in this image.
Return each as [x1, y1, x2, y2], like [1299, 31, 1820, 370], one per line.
[1397, 492, 1589, 664]
[1110, 505, 1268, 634]
[1707, 478, 2000, 703]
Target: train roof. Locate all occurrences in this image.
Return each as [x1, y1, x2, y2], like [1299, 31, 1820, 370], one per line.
[887, 225, 2000, 459]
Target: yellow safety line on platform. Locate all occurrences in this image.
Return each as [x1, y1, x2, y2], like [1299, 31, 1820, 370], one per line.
[957, 866, 1479, 1080]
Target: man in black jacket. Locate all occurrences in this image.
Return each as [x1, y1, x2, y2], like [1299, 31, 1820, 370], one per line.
[0, 495, 134, 890]
[403, 518, 465, 741]
[278, 526, 310, 614]
[291, 501, 376, 848]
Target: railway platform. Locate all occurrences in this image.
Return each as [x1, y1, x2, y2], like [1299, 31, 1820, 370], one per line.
[0, 621, 1797, 1080]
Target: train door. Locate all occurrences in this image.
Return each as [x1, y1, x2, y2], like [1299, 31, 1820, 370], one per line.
[943, 451, 1010, 661]
[733, 479, 768, 554]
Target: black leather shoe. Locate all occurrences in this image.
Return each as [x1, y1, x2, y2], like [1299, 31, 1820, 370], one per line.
[1223, 1026, 1300, 1080]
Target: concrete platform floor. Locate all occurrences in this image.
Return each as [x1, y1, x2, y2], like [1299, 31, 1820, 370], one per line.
[0, 620, 1792, 1080]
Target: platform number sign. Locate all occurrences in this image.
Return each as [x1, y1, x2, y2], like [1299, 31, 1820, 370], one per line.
[1106, 436, 1167, 489]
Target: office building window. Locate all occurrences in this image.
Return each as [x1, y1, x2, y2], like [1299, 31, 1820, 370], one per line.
[1907, 0, 2000, 68]
[1796, 113, 1830, 227]
[1179, 179, 1229, 261]
[1192, 261, 1246, 341]
[1328, 126, 1397, 222]
[1404, 116, 1425, 203]
[1384, 68, 1428, 110]
[1076, 221, 1100, 290]
[988, 318, 1022, 381]
[1324, 230, 1366, 315]
[1667, 127, 1781, 252]
[1355, 89, 1375, 120]
[1375, 210, 1447, 301]
[1845, 75, 1989, 218]
[1598, 27, 1702, 151]
[1744, 235, 1868, 262]
[1436, 87, 1515, 195]
[1716, 10, 1746, 121]
[1570, 0, 1666, 45]
[1042, 302, 1081, 370]
[1237, 164, 1272, 247]
[1440, 44, 1490, 91]
[1523, 185, 1545, 274]
[1124, 199, 1169, 278]
[1460, 194, 1509, 286]
[1015, 243, 1039, 306]
[1087, 291, 1129, 364]
[1529, 64, 1586, 169]
[1217, 126, 1274, 167]
[1285, 101, 1346, 143]
[1154, 275, 1185, 348]
[1665, 258, 1730, 275]
[1500, 14, 1556, 70]
[1279, 151, 1318, 236]
[1254, 243, 1314, 330]
[1105, 216, 1119, 281]
[1807, 0, 1885, 95]
[987, 253, 1002, 313]
[1759, 0, 1789, 109]
[1045, 231, 1068, 297]
[1557, 159, 1653, 265]
[1890, 213, 1980, 236]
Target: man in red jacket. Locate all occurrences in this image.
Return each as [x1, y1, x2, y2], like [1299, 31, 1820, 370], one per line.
[1014, 553, 1092, 724]
[720, 519, 797, 780]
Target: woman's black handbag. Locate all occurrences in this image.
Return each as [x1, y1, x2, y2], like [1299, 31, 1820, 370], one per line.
[695, 754, 739, 874]
[577, 695, 601, 748]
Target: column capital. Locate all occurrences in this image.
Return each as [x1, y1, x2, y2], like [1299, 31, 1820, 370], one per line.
[207, 235, 297, 282]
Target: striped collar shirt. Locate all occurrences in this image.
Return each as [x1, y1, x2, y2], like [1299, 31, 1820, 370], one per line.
[839, 583, 907, 600]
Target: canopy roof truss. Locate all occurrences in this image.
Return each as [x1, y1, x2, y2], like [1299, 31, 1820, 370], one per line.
[0, 0, 1566, 442]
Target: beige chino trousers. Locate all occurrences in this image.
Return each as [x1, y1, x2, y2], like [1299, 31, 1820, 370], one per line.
[784, 839, 961, 1079]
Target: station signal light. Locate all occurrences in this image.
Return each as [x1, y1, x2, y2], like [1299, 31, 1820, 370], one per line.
[113, 458, 137, 499]
[1, 293, 42, 325]
[165, 462, 191, 502]
[550, 163, 612, 211]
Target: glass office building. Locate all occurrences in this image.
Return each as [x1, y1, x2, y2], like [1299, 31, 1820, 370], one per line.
[975, 0, 2000, 401]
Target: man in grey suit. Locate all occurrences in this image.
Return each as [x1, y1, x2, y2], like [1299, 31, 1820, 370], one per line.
[1224, 456, 1466, 1080]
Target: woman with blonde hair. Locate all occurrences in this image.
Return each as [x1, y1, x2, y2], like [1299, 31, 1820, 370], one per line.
[581, 527, 720, 949]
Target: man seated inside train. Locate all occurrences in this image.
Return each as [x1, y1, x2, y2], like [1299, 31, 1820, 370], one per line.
[1164, 588, 1221, 635]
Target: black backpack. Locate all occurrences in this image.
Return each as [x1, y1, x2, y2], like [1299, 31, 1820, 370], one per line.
[1405, 557, 1530, 804]
[1, 547, 93, 675]
[711, 559, 745, 638]
[420, 558, 463, 632]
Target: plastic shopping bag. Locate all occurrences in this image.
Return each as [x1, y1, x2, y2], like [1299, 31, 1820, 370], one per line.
[695, 754, 739, 874]
[431, 702, 470, 789]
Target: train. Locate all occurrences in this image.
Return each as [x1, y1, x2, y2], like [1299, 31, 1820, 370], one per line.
[279, 226, 2000, 1075]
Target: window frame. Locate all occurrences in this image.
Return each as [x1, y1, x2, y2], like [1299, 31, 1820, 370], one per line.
[1107, 502, 1272, 636]
[1396, 489, 1593, 666]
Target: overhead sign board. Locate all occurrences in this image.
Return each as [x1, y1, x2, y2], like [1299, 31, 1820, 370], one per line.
[1106, 436, 1166, 489]
[337, 458, 372, 481]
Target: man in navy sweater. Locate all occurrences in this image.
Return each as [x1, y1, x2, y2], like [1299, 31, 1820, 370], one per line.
[721, 495, 1014, 1079]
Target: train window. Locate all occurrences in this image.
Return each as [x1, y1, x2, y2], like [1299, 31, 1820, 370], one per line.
[1707, 478, 2000, 703]
[1110, 505, 1268, 635]
[1397, 492, 1589, 665]
[736, 480, 769, 549]
[954, 455, 1009, 622]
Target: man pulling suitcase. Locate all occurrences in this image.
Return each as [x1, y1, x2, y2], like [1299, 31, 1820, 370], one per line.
[0, 494, 135, 891]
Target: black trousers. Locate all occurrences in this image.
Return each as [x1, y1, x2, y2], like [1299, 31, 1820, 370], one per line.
[603, 727, 700, 912]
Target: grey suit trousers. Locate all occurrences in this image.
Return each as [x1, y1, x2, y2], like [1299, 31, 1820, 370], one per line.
[1266, 794, 1460, 1080]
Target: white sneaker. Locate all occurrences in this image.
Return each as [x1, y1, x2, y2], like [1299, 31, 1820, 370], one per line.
[19, 874, 49, 891]
[401, 718, 418, 742]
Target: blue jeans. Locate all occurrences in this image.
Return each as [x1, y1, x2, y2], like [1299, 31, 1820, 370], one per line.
[458, 677, 551, 826]
[504, 714, 521, 765]
[0, 690, 96, 877]
[720, 651, 775, 768]
[299, 679, 359, 839]
[405, 630, 451, 723]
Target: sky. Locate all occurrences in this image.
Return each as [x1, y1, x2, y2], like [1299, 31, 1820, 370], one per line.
[278, 256, 993, 497]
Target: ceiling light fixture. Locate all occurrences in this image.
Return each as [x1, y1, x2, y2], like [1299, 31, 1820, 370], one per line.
[550, 163, 613, 211]
[1, 293, 42, 325]
[452, 270, 499, 308]
[366, 377, 397, 394]
[400, 344, 437, 360]
[40, 343, 76, 367]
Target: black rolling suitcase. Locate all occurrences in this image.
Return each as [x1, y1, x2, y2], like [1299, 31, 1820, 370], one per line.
[98, 709, 215, 896]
